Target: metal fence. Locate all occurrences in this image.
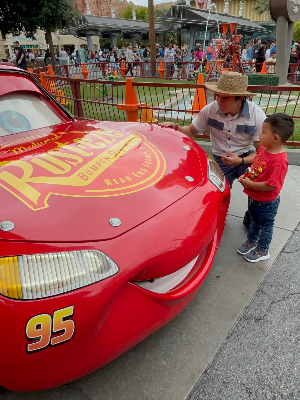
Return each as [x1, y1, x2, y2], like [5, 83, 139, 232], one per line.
[35, 72, 300, 146]
[31, 61, 300, 83]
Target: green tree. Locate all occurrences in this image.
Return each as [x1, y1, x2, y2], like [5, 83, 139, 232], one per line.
[294, 19, 300, 42]
[120, 6, 149, 21]
[154, 8, 177, 46]
[0, 0, 79, 65]
[252, 0, 272, 20]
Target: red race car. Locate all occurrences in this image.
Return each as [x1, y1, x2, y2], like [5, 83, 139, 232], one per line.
[0, 65, 230, 391]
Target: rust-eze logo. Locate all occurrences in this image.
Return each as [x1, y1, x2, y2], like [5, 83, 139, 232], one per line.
[0, 129, 166, 211]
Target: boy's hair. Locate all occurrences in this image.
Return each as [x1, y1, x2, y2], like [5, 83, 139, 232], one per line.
[264, 113, 294, 142]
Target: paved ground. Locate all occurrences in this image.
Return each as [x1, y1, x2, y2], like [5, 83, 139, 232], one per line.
[1, 165, 300, 400]
[188, 223, 300, 400]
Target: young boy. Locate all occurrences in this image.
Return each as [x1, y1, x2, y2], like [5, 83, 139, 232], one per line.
[237, 113, 294, 262]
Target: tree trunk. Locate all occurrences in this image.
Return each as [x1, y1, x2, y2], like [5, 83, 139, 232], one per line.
[148, 0, 156, 77]
[0, 31, 7, 61]
[46, 22, 55, 67]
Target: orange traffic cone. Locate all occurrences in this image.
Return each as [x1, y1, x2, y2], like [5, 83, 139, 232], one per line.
[117, 78, 140, 121]
[259, 61, 267, 74]
[56, 89, 68, 105]
[28, 68, 33, 73]
[120, 60, 126, 78]
[81, 62, 90, 79]
[220, 68, 229, 73]
[157, 61, 166, 80]
[206, 60, 210, 72]
[74, 74, 79, 79]
[48, 64, 55, 76]
[140, 104, 157, 123]
[40, 72, 51, 93]
[187, 73, 207, 114]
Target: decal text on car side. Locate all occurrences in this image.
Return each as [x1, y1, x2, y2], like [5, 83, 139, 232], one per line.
[0, 129, 166, 210]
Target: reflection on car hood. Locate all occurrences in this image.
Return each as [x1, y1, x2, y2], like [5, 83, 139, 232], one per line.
[0, 120, 205, 242]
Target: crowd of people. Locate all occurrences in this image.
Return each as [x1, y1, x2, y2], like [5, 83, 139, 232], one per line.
[241, 37, 300, 82]
[10, 37, 300, 83]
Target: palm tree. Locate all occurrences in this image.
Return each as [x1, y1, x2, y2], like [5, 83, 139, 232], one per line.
[252, 0, 272, 20]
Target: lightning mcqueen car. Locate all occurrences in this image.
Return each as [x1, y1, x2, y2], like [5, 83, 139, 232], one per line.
[0, 65, 230, 391]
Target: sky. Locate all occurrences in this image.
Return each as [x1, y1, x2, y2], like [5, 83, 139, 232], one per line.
[130, 0, 174, 7]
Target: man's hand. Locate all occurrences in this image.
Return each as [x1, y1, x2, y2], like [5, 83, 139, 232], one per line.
[158, 122, 177, 129]
[220, 151, 242, 166]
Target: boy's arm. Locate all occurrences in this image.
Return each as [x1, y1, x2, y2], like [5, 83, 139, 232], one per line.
[240, 178, 275, 191]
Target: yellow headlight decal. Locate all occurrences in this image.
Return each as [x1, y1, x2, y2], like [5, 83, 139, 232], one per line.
[0, 257, 23, 299]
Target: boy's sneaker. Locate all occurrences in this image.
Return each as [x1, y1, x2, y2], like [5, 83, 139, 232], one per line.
[237, 239, 257, 255]
[244, 246, 270, 263]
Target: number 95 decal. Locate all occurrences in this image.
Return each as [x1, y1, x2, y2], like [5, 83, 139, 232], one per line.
[25, 306, 75, 353]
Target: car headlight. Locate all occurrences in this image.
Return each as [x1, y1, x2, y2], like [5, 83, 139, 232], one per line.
[0, 250, 119, 300]
[207, 155, 226, 192]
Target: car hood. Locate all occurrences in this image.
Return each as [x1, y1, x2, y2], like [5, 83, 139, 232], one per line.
[0, 120, 205, 242]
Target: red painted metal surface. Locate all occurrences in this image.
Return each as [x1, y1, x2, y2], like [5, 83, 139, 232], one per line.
[0, 66, 230, 391]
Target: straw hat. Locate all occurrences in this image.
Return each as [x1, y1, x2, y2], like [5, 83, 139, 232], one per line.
[205, 71, 255, 97]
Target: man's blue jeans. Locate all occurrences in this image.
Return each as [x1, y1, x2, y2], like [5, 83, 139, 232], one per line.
[247, 196, 280, 251]
[213, 150, 253, 188]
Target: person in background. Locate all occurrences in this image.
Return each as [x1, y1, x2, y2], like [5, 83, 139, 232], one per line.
[289, 46, 298, 83]
[194, 42, 201, 52]
[156, 44, 161, 60]
[266, 51, 276, 74]
[28, 50, 35, 61]
[247, 40, 254, 63]
[75, 50, 81, 66]
[90, 48, 95, 62]
[44, 48, 51, 66]
[14, 41, 27, 70]
[255, 41, 267, 73]
[125, 43, 134, 77]
[194, 44, 206, 71]
[270, 41, 276, 57]
[59, 47, 67, 58]
[133, 47, 140, 76]
[164, 43, 175, 79]
[175, 50, 183, 79]
[241, 43, 249, 62]
[206, 44, 216, 62]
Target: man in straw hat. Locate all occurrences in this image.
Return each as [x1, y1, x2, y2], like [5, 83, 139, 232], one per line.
[161, 71, 266, 227]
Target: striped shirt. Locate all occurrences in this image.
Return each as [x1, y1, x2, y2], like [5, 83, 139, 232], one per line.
[192, 100, 266, 156]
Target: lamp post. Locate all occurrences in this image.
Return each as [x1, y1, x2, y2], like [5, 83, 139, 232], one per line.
[148, 0, 156, 77]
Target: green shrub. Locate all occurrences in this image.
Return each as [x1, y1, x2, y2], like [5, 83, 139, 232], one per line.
[246, 74, 279, 93]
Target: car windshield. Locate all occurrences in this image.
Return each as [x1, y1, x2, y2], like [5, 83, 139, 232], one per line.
[0, 92, 65, 137]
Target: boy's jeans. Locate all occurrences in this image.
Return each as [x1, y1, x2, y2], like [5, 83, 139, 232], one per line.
[247, 196, 280, 251]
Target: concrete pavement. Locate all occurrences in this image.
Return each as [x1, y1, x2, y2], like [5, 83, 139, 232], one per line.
[1, 164, 300, 400]
[188, 224, 300, 400]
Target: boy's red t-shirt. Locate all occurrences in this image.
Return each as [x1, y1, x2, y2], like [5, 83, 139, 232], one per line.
[243, 146, 288, 202]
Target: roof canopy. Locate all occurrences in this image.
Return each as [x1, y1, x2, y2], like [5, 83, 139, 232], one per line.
[60, 15, 168, 37]
[159, 5, 268, 33]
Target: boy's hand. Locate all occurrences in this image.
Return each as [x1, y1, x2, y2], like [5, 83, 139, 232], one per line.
[220, 151, 242, 166]
[238, 174, 245, 183]
[240, 177, 252, 188]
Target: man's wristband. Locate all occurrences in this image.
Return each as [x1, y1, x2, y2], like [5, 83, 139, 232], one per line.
[174, 123, 179, 130]
[240, 156, 245, 166]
